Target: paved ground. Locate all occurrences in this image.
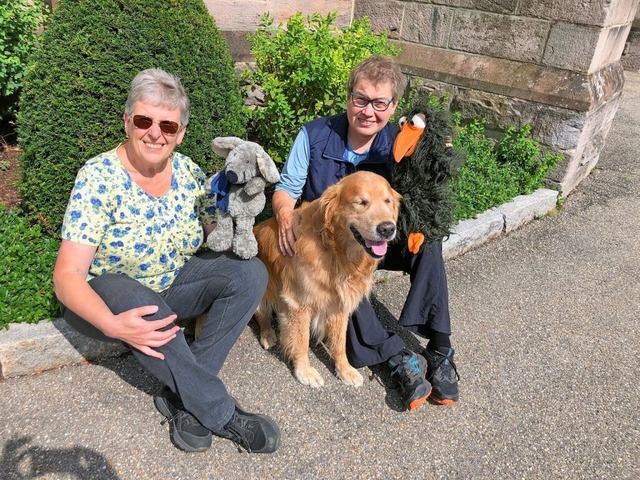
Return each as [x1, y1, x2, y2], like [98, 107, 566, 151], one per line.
[1, 72, 639, 480]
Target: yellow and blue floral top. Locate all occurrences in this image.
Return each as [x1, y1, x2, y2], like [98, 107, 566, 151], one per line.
[61, 147, 215, 292]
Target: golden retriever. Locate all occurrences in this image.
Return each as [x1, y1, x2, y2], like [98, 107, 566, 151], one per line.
[253, 171, 401, 388]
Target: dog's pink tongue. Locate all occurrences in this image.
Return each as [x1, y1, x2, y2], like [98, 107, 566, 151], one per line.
[366, 239, 388, 256]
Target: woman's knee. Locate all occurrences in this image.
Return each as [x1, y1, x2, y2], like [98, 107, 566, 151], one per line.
[89, 274, 171, 318]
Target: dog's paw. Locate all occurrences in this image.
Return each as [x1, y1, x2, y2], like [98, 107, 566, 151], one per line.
[294, 366, 325, 388]
[259, 330, 278, 350]
[337, 366, 364, 387]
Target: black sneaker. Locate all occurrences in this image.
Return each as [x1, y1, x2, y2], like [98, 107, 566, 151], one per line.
[154, 387, 212, 452]
[388, 349, 432, 412]
[214, 403, 281, 453]
[424, 346, 460, 404]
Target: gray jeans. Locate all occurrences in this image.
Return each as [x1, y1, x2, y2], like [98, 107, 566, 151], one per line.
[61, 251, 267, 432]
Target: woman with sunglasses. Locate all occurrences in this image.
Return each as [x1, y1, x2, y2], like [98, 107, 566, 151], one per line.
[273, 56, 460, 413]
[52, 68, 280, 454]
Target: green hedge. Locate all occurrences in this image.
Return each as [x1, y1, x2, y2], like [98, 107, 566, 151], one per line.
[0, 206, 59, 328]
[17, 0, 246, 235]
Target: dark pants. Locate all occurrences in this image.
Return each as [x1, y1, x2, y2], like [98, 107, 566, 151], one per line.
[346, 240, 451, 368]
[61, 251, 267, 433]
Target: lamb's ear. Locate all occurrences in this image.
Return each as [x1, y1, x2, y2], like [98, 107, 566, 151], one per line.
[255, 146, 281, 184]
[212, 136, 244, 158]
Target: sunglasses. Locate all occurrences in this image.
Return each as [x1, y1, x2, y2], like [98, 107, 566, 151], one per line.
[131, 115, 180, 135]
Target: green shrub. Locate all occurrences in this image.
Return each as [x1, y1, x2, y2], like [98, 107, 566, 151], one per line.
[496, 124, 562, 194]
[0, 0, 46, 126]
[451, 117, 563, 221]
[17, 0, 246, 236]
[0, 205, 60, 328]
[245, 12, 400, 163]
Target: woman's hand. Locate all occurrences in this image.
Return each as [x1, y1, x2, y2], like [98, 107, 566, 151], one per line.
[276, 208, 299, 257]
[272, 190, 299, 257]
[105, 305, 179, 360]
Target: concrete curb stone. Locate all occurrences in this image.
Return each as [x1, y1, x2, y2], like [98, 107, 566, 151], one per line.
[0, 187, 559, 380]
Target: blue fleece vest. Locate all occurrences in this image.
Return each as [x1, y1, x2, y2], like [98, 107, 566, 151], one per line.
[301, 113, 398, 202]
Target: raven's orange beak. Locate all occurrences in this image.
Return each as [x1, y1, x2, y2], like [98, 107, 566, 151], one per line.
[392, 113, 427, 163]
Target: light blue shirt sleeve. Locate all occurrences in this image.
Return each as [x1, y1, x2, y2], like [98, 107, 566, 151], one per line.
[275, 128, 310, 199]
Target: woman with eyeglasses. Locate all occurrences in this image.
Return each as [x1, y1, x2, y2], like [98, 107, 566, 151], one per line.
[272, 56, 460, 413]
[52, 68, 280, 454]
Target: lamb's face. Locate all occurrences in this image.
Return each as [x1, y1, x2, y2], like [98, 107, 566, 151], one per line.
[224, 144, 259, 184]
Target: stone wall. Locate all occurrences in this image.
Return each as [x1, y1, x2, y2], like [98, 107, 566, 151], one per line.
[355, 0, 639, 195]
[622, 8, 640, 71]
[202, 0, 354, 62]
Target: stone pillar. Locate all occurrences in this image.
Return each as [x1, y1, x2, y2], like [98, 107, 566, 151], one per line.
[355, 0, 639, 196]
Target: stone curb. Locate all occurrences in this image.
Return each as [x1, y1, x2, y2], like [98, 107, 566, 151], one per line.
[0, 188, 559, 380]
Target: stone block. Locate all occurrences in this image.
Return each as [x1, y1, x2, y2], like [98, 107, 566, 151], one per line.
[603, 0, 640, 25]
[222, 31, 252, 63]
[396, 42, 605, 111]
[589, 25, 633, 73]
[449, 10, 550, 63]
[445, 87, 587, 150]
[401, 4, 454, 47]
[622, 27, 640, 72]
[204, 0, 352, 31]
[496, 189, 559, 234]
[448, 0, 519, 14]
[203, 0, 267, 31]
[519, 0, 610, 26]
[543, 23, 601, 72]
[442, 209, 504, 260]
[354, 0, 404, 38]
[559, 92, 621, 194]
[0, 319, 127, 379]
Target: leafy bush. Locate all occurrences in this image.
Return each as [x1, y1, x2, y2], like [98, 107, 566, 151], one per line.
[0, 0, 46, 126]
[17, 0, 246, 236]
[451, 117, 562, 221]
[0, 205, 60, 328]
[244, 12, 400, 163]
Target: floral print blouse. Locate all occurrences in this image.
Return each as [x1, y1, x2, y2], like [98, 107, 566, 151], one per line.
[61, 147, 215, 292]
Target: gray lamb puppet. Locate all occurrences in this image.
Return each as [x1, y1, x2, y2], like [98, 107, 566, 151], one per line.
[206, 136, 280, 259]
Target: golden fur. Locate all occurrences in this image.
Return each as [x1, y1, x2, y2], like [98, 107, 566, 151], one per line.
[253, 171, 401, 387]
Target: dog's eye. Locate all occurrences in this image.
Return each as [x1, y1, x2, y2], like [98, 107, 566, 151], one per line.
[355, 199, 369, 207]
[384, 197, 394, 204]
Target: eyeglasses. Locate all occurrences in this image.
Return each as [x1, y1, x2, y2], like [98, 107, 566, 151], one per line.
[131, 115, 181, 135]
[350, 92, 393, 112]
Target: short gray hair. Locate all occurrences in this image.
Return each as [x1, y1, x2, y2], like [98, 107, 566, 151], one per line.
[125, 68, 190, 127]
[348, 55, 405, 102]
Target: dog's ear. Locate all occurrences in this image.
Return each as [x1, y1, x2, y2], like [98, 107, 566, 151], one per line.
[314, 182, 340, 245]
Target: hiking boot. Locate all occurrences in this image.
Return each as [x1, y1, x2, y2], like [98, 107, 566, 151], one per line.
[154, 387, 212, 452]
[214, 403, 281, 453]
[424, 346, 460, 405]
[388, 349, 431, 412]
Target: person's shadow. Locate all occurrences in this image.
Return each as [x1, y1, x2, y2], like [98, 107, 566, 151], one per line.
[0, 436, 120, 479]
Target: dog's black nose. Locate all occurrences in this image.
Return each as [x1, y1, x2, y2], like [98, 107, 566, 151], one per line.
[226, 170, 238, 184]
[377, 222, 396, 239]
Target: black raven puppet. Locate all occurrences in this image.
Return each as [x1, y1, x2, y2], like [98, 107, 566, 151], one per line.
[391, 96, 466, 254]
